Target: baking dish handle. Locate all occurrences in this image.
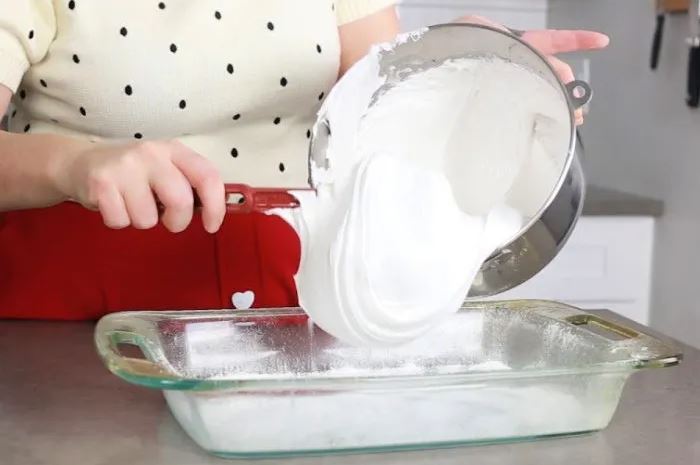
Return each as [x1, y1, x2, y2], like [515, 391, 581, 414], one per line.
[94, 314, 191, 389]
[471, 300, 683, 368]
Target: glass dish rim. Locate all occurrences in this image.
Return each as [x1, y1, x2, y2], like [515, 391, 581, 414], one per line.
[94, 300, 683, 392]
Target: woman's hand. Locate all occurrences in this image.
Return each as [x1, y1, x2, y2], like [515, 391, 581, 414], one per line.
[57, 140, 226, 233]
[455, 16, 609, 124]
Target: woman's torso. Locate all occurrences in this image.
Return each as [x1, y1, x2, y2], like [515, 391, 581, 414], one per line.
[8, 0, 342, 187]
[1, 1, 345, 319]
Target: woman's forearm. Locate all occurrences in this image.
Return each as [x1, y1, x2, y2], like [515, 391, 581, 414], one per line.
[0, 86, 10, 115]
[0, 84, 86, 212]
[0, 130, 82, 211]
[338, 6, 400, 76]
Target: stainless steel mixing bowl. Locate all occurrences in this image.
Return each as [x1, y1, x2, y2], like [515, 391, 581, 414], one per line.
[310, 23, 591, 298]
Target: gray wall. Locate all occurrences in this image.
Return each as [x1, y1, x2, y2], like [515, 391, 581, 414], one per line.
[550, 0, 700, 347]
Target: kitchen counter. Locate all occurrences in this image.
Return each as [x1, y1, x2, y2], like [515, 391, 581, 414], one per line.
[0, 312, 697, 465]
[584, 185, 664, 217]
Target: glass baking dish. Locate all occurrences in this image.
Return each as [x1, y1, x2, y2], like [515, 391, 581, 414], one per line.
[94, 300, 681, 459]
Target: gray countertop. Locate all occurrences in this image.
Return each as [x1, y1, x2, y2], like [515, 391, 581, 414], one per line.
[584, 185, 664, 217]
[0, 313, 697, 465]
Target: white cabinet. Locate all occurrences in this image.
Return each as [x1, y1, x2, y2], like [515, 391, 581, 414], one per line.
[485, 216, 655, 324]
[397, 0, 549, 31]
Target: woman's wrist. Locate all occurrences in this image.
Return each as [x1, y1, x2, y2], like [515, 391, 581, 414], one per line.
[45, 135, 87, 202]
[0, 131, 92, 210]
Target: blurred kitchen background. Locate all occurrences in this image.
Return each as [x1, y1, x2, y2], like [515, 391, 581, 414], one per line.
[398, 0, 700, 347]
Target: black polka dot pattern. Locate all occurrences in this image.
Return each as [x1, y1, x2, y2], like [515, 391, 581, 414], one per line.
[24, 124, 31, 132]
[11, 110, 17, 118]
[19, 90, 26, 99]
[28, 30, 34, 40]
[43, 5, 326, 180]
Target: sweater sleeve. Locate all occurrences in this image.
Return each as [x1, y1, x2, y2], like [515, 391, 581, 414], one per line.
[0, 0, 55, 92]
[335, 0, 396, 26]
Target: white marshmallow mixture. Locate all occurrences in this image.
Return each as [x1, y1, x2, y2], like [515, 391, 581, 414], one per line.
[275, 39, 570, 347]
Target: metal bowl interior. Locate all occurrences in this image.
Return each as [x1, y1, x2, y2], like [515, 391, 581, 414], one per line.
[374, 23, 581, 241]
[373, 23, 589, 297]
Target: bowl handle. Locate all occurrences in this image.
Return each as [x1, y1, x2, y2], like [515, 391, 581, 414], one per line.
[566, 80, 593, 109]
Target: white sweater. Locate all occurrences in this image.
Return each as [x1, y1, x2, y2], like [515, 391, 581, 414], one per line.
[0, 0, 394, 187]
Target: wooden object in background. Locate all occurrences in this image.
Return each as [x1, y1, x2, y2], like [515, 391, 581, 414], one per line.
[662, 0, 689, 13]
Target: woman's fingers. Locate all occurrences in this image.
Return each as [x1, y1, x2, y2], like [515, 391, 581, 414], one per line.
[96, 182, 130, 229]
[121, 171, 160, 230]
[547, 55, 576, 83]
[149, 163, 195, 233]
[169, 141, 226, 233]
[455, 15, 509, 31]
[454, 17, 609, 56]
[522, 30, 609, 55]
[75, 140, 222, 232]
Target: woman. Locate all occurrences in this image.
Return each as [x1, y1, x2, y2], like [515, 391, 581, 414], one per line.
[0, 1, 608, 319]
